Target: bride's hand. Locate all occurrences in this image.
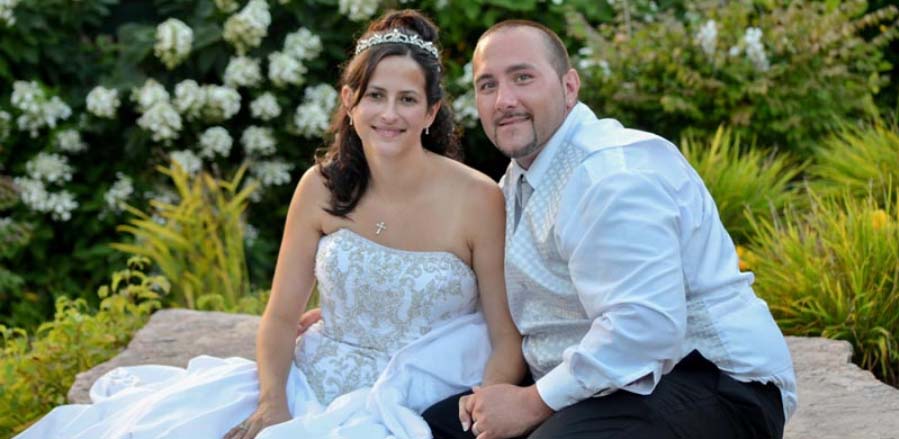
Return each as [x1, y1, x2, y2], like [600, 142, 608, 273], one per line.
[223, 403, 292, 439]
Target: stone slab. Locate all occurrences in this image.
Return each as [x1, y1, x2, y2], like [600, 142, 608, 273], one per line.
[69, 311, 899, 438]
[67, 309, 260, 404]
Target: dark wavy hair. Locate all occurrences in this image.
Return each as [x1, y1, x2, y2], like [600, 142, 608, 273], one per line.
[316, 10, 461, 218]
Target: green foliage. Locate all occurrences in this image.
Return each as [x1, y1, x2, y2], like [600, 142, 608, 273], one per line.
[0, 256, 165, 437]
[680, 126, 804, 243]
[110, 163, 262, 312]
[748, 191, 899, 385]
[570, 0, 898, 156]
[0, 176, 33, 324]
[809, 121, 899, 206]
[1, 0, 615, 327]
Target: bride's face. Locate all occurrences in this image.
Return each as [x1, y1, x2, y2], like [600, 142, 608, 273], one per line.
[343, 55, 438, 159]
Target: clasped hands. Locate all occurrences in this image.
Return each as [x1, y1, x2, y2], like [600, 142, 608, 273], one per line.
[458, 384, 554, 439]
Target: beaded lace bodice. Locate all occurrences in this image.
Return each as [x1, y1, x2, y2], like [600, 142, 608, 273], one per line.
[294, 228, 478, 404]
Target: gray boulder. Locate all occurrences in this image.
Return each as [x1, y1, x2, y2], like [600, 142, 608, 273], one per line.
[68, 310, 899, 438]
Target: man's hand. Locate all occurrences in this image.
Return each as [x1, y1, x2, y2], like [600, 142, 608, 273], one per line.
[464, 384, 554, 439]
[295, 308, 322, 337]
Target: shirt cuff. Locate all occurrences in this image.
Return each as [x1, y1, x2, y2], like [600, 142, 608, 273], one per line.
[535, 363, 595, 411]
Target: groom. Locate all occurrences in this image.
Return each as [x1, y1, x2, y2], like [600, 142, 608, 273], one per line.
[421, 20, 797, 439]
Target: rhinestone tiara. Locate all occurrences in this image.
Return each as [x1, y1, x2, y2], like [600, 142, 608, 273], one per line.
[354, 28, 440, 60]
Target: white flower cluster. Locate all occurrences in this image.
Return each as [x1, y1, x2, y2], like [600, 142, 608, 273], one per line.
[743, 27, 770, 72]
[241, 126, 276, 156]
[0, 0, 20, 27]
[13, 177, 78, 221]
[174, 79, 205, 118]
[223, 0, 271, 55]
[696, 20, 717, 58]
[132, 80, 182, 143]
[86, 86, 121, 118]
[14, 152, 78, 221]
[249, 159, 293, 187]
[104, 172, 134, 213]
[250, 92, 281, 120]
[268, 51, 307, 88]
[283, 28, 322, 62]
[203, 84, 242, 122]
[138, 102, 182, 143]
[26, 152, 73, 184]
[224, 56, 263, 88]
[293, 83, 337, 137]
[155, 18, 194, 70]
[199, 126, 233, 158]
[244, 223, 259, 244]
[173, 80, 242, 123]
[0, 110, 10, 141]
[170, 149, 203, 175]
[452, 91, 478, 129]
[11, 81, 72, 138]
[132, 79, 170, 112]
[55, 129, 87, 153]
[339, 0, 379, 22]
[452, 62, 478, 128]
[215, 0, 239, 13]
[267, 27, 322, 89]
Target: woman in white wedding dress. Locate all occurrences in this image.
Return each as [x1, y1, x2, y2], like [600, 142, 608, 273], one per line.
[17, 10, 525, 439]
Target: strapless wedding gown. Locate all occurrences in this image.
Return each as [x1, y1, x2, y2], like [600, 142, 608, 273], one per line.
[17, 228, 491, 439]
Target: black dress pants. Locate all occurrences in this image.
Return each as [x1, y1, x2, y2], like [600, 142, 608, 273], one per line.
[423, 351, 785, 439]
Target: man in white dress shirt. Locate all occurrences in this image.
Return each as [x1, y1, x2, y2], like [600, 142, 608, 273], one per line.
[422, 20, 797, 439]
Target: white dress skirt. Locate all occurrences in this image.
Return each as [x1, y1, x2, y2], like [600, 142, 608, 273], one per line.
[17, 228, 491, 439]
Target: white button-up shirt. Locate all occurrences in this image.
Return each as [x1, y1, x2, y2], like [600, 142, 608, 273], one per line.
[501, 103, 797, 420]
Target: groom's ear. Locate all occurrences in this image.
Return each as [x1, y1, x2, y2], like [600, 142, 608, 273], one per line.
[562, 68, 580, 110]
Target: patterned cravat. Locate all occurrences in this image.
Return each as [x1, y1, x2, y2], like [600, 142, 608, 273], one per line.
[514, 173, 534, 230]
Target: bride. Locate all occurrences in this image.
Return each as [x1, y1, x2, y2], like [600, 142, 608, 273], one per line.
[17, 9, 525, 439]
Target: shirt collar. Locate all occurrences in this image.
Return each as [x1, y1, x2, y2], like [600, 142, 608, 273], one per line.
[511, 102, 593, 189]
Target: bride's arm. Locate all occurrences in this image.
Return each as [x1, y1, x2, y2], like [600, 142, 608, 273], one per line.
[258, 166, 325, 407]
[468, 181, 526, 387]
[225, 167, 325, 438]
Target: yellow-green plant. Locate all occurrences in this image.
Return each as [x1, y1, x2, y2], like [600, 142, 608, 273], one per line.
[111, 164, 260, 312]
[681, 126, 804, 243]
[809, 121, 899, 206]
[748, 191, 899, 385]
[0, 257, 166, 437]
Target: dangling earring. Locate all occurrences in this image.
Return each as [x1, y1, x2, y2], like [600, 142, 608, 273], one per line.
[425, 125, 430, 135]
[348, 115, 353, 126]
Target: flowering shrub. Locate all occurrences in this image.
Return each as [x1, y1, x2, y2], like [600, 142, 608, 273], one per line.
[1, 0, 603, 327]
[570, 0, 899, 156]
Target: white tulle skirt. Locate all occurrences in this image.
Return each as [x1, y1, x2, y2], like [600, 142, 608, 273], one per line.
[16, 313, 490, 439]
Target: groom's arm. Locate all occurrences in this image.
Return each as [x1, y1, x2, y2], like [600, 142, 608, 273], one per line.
[536, 167, 688, 411]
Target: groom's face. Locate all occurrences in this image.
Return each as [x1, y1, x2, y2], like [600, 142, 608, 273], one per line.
[472, 26, 570, 167]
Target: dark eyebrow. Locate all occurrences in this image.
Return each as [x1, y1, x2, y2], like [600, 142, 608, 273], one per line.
[475, 63, 537, 85]
[506, 63, 537, 74]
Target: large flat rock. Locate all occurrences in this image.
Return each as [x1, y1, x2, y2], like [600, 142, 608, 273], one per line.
[69, 310, 899, 438]
[67, 309, 260, 404]
[783, 336, 899, 438]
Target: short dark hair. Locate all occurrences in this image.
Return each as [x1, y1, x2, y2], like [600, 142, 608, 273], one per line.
[477, 19, 571, 77]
